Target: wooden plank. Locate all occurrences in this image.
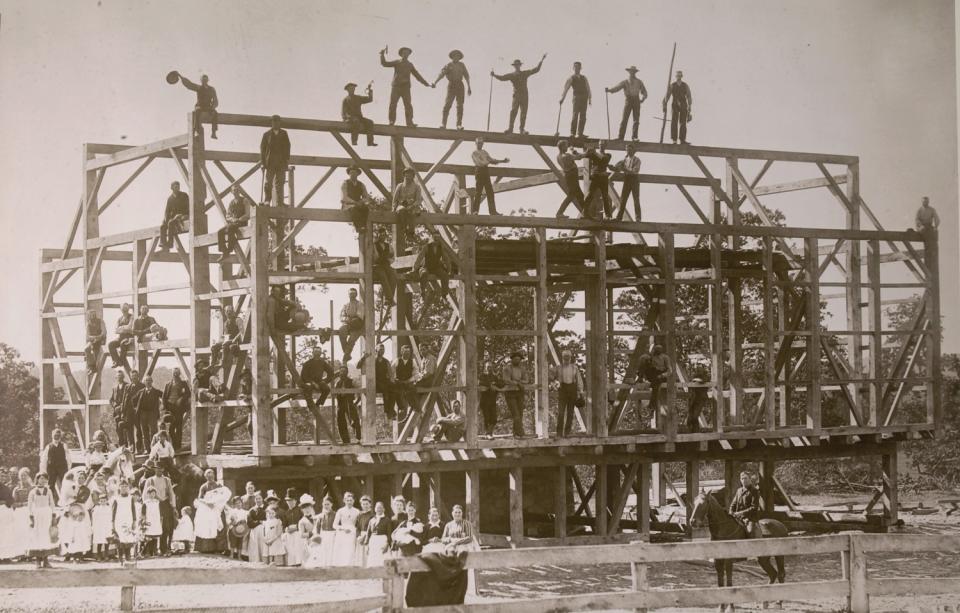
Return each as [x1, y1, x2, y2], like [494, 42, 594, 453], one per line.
[534, 228, 550, 438]
[208, 112, 861, 164]
[754, 174, 847, 197]
[189, 117, 211, 456]
[866, 577, 960, 597]
[466, 469, 480, 529]
[459, 224, 479, 445]
[763, 236, 776, 429]
[555, 465, 567, 541]
[660, 232, 677, 438]
[87, 134, 189, 170]
[806, 237, 821, 432]
[849, 533, 868, 612]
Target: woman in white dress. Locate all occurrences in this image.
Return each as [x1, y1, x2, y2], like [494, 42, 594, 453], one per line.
[194, 481, 232, 554]
[364, 501, 392, 568]
[27, 473, 57, 568]
[332, 492, 360, 566]
[313, 496, 337, 566]
[112, 479, 139, 565]
[59, 501, 92, 561]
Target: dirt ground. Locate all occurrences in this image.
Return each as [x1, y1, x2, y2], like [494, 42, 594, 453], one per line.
[3, 493, 960, 612]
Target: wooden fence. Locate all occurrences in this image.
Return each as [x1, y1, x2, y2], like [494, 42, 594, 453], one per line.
[1, 534, 958, 612]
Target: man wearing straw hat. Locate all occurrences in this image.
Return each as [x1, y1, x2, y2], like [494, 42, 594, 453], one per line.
[606, 66, 648, 141]
[433, 49, 472, 130]
[560, 61, 592, 139]
[492, 53, 547, 134]
[380, 46, 433, 127]
[260, 115, 291, 206]
[342, 82, 377, 146]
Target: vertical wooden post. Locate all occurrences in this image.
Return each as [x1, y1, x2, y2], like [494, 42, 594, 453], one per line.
[881, 449, 899, 527]
[924, 231, 941, 431]
[763, 236, 777, 430]
[651, 462, 667, 508]
[249, 206, 272, 456]
[845, 162, 864, 421]
[724, 159, 743, 427]
[132, 239, 148, 377]
[805, 237, 822, 433]
[686, 460, 699, 535]
[466, 469, 480, 531]
[188, 112, 211, 455]
[534, 227, 551, 438]
[638, 462, 651, 541]
[660, 232, 677, 439]
[759, 459, 775, 513]
[509, 467, 524, 545]
[459, 224, 479, 445]
[594, 464, 608, 536]
[82, 145, 103, 444]
[360, 212, 378, 445]
[866, 239, 882, 426]
[386, 559, 405, 612]
[120, 585, 135, 611]
[591, 235, 609, 437]
[709, 229, 725, 432]
[285, 166, 297, 442]
[848, 534, 869, 613]
[631, 561, 649, 613]
[555, 465, 567, 541]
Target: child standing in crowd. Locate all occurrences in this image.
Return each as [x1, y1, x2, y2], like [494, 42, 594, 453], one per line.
[141, 486, 163, 557]
[262, 505, 285, 566]
[59, 501, 93, 562]
[226, 497, 249, 560]
[332, 492, 360, 566]
[27, 472, 57, 569]
[364, 501, 392, 568]
[171, 506, 194, 554]
[112, 480, 138, 566]
[90, 491, 113, 561]
[298, 495, 320, 568]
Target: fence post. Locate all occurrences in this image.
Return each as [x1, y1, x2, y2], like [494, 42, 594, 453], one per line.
[120, 585, 136, 612]
[384, 559, 405, 612]
[631, 561, 648, 613]
[849, 534, 869, 613]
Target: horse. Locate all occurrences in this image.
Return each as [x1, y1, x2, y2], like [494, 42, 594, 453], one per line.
[65, 446, 136, 487]
[689, 490, 788, 612]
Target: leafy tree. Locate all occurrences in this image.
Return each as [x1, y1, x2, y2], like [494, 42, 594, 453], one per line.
[0, 344, 41, 470]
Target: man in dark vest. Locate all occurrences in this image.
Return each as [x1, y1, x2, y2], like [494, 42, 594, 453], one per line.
[40, 428, 68, 503]
[123, 370, 146, 453]
[663, 70, 692, 145]
[560, 61, 592, 139]
[392, 345, 421, 421]
[358, 343, 398, 420]
[260, 115, 291, 206]
[137, 375, 163, 455]
[584, 141, 612, 219]
[110, 369, 131, 447]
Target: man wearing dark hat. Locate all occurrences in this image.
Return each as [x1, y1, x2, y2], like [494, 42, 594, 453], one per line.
[260, 115, 291, 206]
[433, 49, 471, 130]
[342, 82, 377, 146]
[471, 137, 509, 215]
[110, 368, 130, 447]
[341, 165, 374, 233]
[560, 61, 592, 139]
[122, 370, 145, 452]
[162, 367, 191, 450]
[492, 53, 547, 134]
[662, 70, 692, 145]
[501, 351, 529, 437]
[136, 375, 163, 455]
[556, 140, 587, 216]
[393, 167, 423, 243]
[380, 46, 432, 127]
[281, 488, 302, 528]
[179, 74, 218, 139]
[606, 66, 648, 141]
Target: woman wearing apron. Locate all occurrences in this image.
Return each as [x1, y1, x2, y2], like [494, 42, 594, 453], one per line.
[27, 473, 57, 568]
[422, 507, 446, 553]
[313, 496, 337, 566]
[364, 501, 393, 567]
[332, 492, 360, 566]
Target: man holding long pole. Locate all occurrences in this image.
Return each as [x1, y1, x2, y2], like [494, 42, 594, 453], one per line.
[606, 66, 647, 142]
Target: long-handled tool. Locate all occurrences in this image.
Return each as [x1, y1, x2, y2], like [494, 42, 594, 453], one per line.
[486, 71, 494, 132]
[554, 100, 563, 137]
[605, 90, 611, 140]
[659, 42, 677, 144]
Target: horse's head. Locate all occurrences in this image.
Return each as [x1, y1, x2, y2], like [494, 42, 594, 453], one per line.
[689, 489, 711, 529]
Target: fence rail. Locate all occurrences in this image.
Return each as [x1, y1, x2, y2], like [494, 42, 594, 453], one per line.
[1, 534, 958, 612]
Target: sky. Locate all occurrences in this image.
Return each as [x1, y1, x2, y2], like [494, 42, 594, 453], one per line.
[0, 0, 957, 362]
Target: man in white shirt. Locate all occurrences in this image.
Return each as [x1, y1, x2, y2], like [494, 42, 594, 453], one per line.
[606, 66, 647, 141]
[501, 351, 529, 437]
[471, 137, 509, 215]
[339, 288, 364, 360]
[614, 143, 642, 221]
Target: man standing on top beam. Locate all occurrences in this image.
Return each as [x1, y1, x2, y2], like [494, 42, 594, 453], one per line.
[663, 70, 692, 145]
[179, 73, 218, 139]
[260, 115, 291, 206]
[606, 66, 647, 142]
[560, 61, 591, 139]
[380, 46, 433, 127]
[433, 49, 471, 130]
[492, 53, 547, 134]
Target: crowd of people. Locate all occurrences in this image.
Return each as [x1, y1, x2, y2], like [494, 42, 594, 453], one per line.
[0, 464, 477, 570]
